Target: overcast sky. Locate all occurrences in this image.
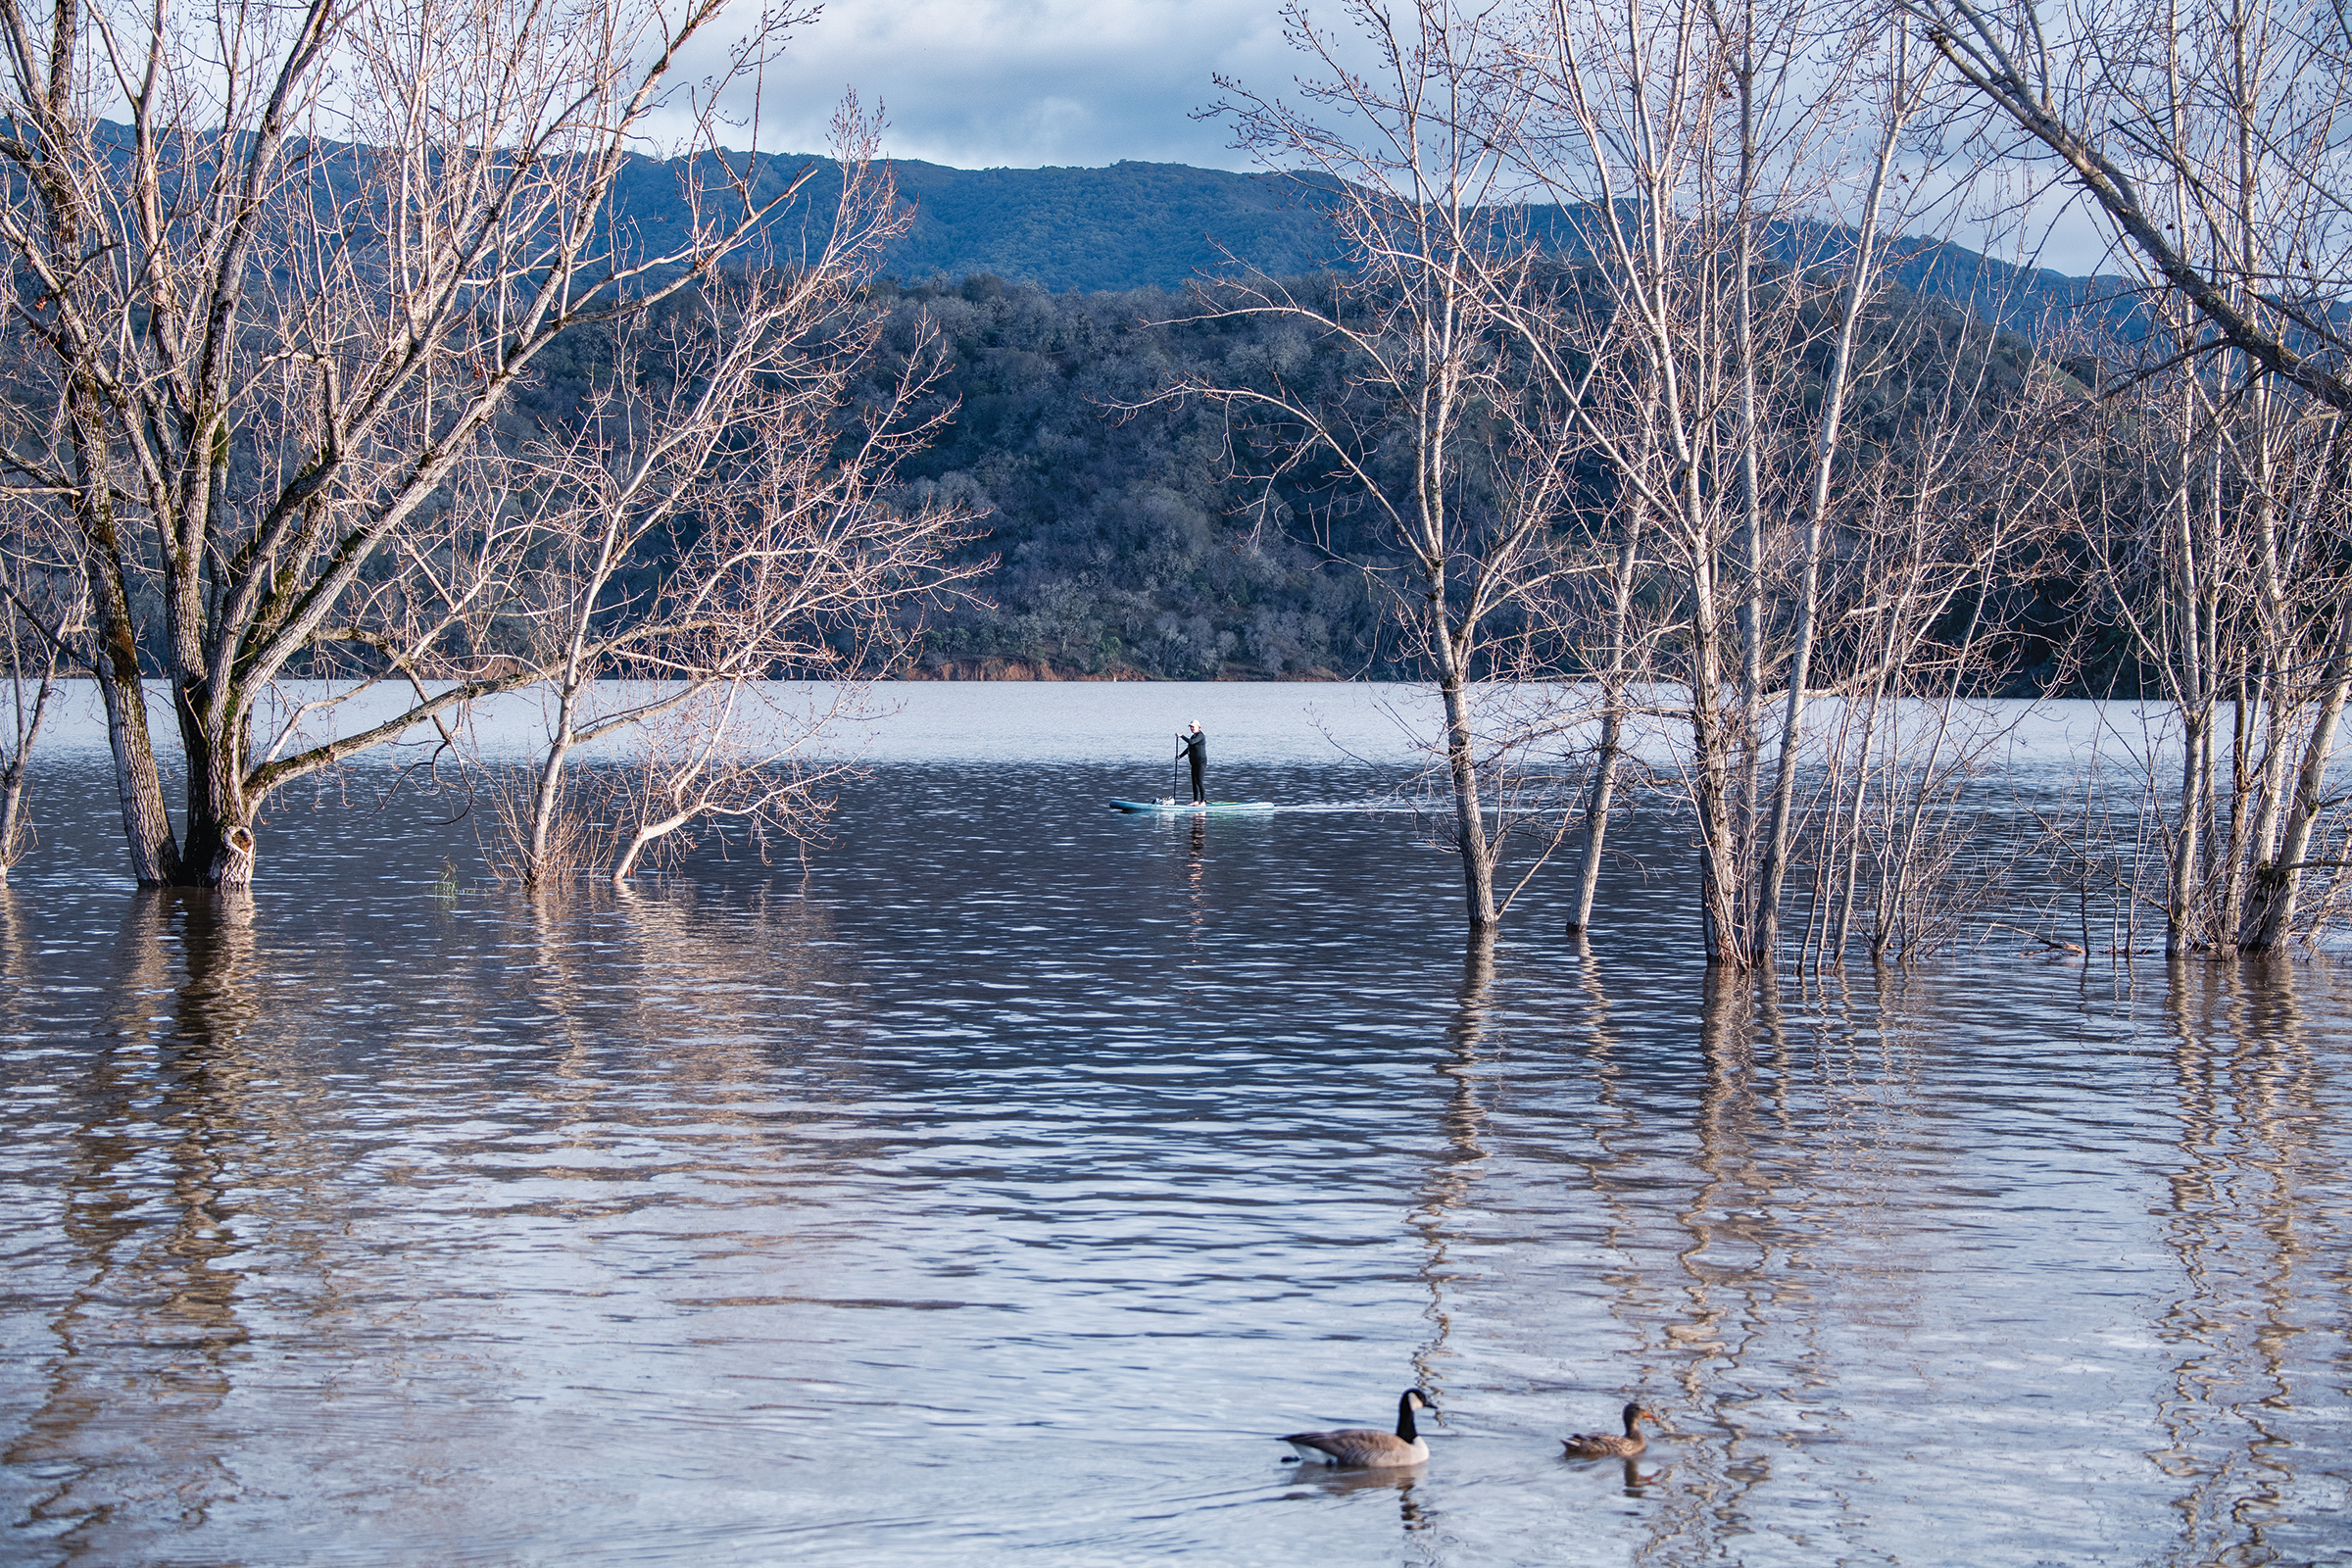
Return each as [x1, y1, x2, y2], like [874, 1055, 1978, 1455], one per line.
[699, 0, 2117, 275]
[728, 0, 1294, 171]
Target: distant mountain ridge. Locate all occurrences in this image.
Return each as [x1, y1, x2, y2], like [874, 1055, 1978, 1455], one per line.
[57, 123, 2133, 322]
[872, 159, 1348, 292]
[622, 149, 2133, 330]
[608, 152, 1345, 294]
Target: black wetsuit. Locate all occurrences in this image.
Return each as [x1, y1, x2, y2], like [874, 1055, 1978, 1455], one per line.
[1179, 731, 1206, 803]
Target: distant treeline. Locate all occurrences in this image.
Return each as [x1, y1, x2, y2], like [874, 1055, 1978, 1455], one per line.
[791, 270, 2096, 688]
[616, 150, 2136, 337]
[220, 262, 2114, 690]
[859, 273, 1388, 680]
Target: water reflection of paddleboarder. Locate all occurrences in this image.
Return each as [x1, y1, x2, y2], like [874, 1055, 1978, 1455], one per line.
[1177, 720, 1207, 805]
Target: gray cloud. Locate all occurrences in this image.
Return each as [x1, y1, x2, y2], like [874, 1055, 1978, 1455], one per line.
[660, 0, 2123, 276]
[697, 0, 1300, 168]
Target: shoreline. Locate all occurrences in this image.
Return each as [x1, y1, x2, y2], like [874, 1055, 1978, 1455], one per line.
[900, 660, 1345, 682]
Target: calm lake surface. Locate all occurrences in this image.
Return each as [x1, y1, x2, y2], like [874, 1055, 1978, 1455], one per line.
[1, 684, 2347, 1566]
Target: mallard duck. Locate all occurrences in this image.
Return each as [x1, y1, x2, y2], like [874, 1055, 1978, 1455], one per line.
[1560, 1401, 1656, 1459]
[1281, 1388, 1437, 1468]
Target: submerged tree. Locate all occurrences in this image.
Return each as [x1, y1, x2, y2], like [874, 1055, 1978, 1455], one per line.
[0, 0, 862, 888]
[1514, 0, 1964, 966]
[483, 214, 979, 888]
[1911, 0, 2352, 955]
[1172, 0, 2072, 959]
[1180, 0, 1600, 934]
[2055, 314, 2352, 956]
[0, 504, 79, 875]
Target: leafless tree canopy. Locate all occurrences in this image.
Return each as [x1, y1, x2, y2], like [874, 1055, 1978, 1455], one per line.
[483, 226, 981, 889]
[1179, 0, 2080, 963]
[3, 0, 2349, 963]
[1173, 0, 2352, 965]
[1903, 0, 2352, 954]
[0, 0, 971, 890]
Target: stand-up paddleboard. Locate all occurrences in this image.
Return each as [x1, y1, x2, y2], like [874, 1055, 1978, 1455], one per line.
[1108, 799, 1277, 814]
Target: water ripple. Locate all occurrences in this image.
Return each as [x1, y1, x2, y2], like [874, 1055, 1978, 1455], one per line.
[0, 747, 2345, 1564]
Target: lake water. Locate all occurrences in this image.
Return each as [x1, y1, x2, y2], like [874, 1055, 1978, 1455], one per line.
[1, 684, 2347, 1565]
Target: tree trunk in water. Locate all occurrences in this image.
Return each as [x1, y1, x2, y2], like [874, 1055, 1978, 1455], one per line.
[0, 651, 60, 876]
[1688, 548, 1749, 967]
[2168, 708, 2208, 956]
[1568, 705, 1621, 935]
[81, 522, 180, 886]
[526, 724, 579, 888]
[1571, 511, 1643, 935]
[0, 762, 29, 876]
[612, 813, 685, 885]
[90, 632, 180, 886]
[1440, 671, 1498, 932]
[1835, 679, 1886, 961]
[2236, 604, 2352, 950]
[178, 692, 259, 889]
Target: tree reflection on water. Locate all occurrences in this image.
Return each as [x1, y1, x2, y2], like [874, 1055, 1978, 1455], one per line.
[0, 759, 2345, 1565]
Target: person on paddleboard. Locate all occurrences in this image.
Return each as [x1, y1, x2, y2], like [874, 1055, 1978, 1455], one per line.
[1177, 721, 1206, 805]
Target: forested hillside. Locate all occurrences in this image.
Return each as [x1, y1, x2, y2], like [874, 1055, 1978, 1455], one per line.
[584, 152, 2134, 686]
[806, 270, 2082, 684]
[857, 275, 1380, 680]
[35, 133, 2121, 686]
[615, 149, 2122, 328]
[505, 261, 2094, 685]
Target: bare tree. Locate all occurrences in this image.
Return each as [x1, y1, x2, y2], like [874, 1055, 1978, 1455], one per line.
[1498, 0, 2081, 968]
[1178, 0, 1599, 934]
[0, 509, 80, 873]
[1804, 329, 2070, 964]
[2057, 320, 2352, 955]
[1900, 0, 2352, 955]
[0, 0, 833, 887]
[1905, 0, 2352, 412]
[1750, 22, 1936, 956]
[1175, 0, 2063, 959]
[1564, 426, 1654, 936]
[1514, 0, 1898, 964]
[483, 232, 978, 887]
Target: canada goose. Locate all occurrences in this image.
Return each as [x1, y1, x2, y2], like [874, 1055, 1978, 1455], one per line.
[1280, 1388, 1437, 1468]
[1560, 1401, 1657, 1459]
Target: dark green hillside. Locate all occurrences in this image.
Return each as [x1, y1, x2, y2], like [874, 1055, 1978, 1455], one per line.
[608, 151, 1345, 292]
[854, 275, 1389, 679]
[611, 149, 2132, 331]
[882, 161, 1347, 292]
[567, 151, 2134, 685]
[836, 269, 2094, 686]
[499, 262, 2098, 685]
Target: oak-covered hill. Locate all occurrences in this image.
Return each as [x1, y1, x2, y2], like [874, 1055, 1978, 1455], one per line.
[574, 154, 2127, 685]
[834, 271, 2085, 685]
[615, 149, 2127, 329]
[507, 260, 2097, 685]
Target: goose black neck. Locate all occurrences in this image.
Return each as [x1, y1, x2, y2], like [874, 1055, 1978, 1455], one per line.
[1396, 1393, 1420, 1443]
